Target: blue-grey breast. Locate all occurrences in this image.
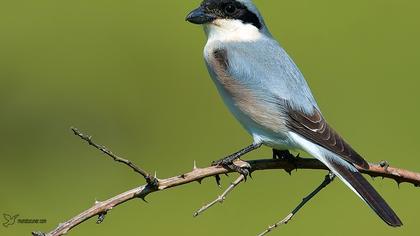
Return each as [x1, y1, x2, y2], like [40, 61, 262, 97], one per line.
[186, 0, 402, 227]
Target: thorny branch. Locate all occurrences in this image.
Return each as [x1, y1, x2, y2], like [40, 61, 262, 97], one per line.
[33, 128, 420, 236]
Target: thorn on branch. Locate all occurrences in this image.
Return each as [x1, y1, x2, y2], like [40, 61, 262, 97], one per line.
[97, 212, 107, 224]
[215, 175, 221, 187]
[193, 160, 198, 170]
[395, 179, 402, 188]
[285, 168, 294, 176]
[145, 172, 159, 190]
[139, 196, 148, 203]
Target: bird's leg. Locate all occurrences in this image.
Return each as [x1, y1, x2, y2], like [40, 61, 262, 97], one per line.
[212, 143, 262, 177]
[273, 149, 300, 175]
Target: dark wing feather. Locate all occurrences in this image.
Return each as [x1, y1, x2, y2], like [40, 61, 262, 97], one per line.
[285, 105, 369, 169]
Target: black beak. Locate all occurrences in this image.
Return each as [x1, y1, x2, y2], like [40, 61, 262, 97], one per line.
[185, 6, 216, 24]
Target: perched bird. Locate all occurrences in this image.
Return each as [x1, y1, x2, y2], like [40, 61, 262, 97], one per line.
[186, 0, 402, 227]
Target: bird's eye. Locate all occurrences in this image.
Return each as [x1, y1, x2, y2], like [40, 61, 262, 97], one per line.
[224, 4, 237, 15]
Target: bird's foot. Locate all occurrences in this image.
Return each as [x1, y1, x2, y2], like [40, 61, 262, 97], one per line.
[273, 149, 300, 175]
[212, 157, 252, 179]
[211, 143, 261, 179]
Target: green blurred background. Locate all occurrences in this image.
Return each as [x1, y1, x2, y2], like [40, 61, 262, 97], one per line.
[1, 0, 419, 235]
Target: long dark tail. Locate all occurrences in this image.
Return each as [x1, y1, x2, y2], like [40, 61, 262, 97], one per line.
[291, 133, 403, 226]
[327, 158, 403, 227]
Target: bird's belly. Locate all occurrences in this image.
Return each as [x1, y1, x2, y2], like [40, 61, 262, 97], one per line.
[215, 82, 296, 150]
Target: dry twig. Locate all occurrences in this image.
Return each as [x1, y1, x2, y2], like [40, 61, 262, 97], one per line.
[32, 128, 420, 236]
[258, 173, 336, 236]
[70, 127, 158, 186]
[194, 173, 246, 217]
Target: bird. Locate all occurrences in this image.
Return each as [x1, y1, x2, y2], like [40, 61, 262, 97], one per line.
[185, 0, 402, 227]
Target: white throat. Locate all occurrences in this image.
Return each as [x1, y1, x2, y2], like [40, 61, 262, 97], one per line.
[204, 19, 263, 43]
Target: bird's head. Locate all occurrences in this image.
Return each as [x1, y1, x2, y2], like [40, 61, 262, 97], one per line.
[186, 0, 266, 33]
